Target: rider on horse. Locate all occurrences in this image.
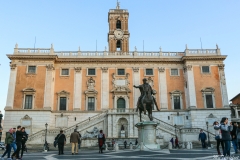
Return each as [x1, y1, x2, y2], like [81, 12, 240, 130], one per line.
[134, 78, 159, 114]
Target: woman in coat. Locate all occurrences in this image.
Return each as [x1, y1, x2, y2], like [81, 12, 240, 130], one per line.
[20, 127, 28, 158]
[218, 117, 233, 157]
[98, 130, 105, 153]
[213, 121, 224, 155]
[1, 128, 14, 159]
[55, 130, 66, 155]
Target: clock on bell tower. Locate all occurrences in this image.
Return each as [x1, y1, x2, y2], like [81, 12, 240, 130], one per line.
[108, 2, 130, 53]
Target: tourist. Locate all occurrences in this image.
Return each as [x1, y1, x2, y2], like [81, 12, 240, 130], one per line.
[98, 130, 105, 153]
[236, 124, 240, 150]
[112, 139, 115, 148]
[55, 130, 66, 155]
[1, 128, 14, 160]
[78, 132, 82, 149]
[175, 136, 180, 149]
[11, 125, 22, 160]
[220, 117, 232, 157]
[231, 122, 238, 154]
[124, 140, 127, 149]
[135, 139, 138, 146]
[198, 129, 207, 148]
[70, 129, 80, 155]
[170, 137, 174, 148]
[10, 127, 17, 152]
[20, 127, 28, 158]
[213, 121, 224, 155]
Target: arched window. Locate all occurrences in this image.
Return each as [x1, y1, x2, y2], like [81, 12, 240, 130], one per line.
[117, 98, 126, 109]
[116, 20, 121, 29]
[116, 40, 121, 51]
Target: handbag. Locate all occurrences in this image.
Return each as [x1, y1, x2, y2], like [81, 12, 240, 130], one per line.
[215, 135, 220, 140]
[101, 144, 106, 149]
[54, 134, 62, 148]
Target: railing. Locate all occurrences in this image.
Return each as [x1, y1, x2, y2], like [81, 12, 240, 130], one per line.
[188, 49, 217, 54]
[17, 48, 51, 54]
[108, 108, 136, 113]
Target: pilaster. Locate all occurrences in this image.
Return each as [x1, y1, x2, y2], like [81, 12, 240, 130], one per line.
[101, 67, 109, 110]
[184, 65, 197, 108]
[158, 67, 168, 110]
[73, 67, 82, 110]
[107, 114, 112, 138]
[132, 67, 140, 110]
[5, 64, 17, 109]
[129, 114, 133, 137]
[43, 64, 55, 110]
[218, 64, 229, 107]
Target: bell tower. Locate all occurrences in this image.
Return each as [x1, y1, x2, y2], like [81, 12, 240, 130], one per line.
[108, 1, 130, 53]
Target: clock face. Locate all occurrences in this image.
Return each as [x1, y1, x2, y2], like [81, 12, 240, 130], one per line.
[114, 29, 124, 39]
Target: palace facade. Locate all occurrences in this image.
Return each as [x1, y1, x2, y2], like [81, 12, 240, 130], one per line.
[3, 4, 230, 144]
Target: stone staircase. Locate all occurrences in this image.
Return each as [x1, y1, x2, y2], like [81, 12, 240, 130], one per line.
[27, 111, 108, 144]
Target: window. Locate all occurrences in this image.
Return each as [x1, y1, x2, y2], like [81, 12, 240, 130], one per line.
[61, 69, 69, 75]
[117, 98, 125, 112]
[205, 95, 213, 108]
[88, 69, 96, 75]
[24, 95, 33, 109]
[28, 66, 36, 73]
[202, 66, 210, 73]
[146, 69, 153, 75]
[88, 97, 95, 111]
[171, 69, 178, 76]
[60, 97, 67, 110]
[173, 96, 181, 109]
[117, 69, 125, 75]
[116, 20, 121, 29]
[116, 40, 121, 51]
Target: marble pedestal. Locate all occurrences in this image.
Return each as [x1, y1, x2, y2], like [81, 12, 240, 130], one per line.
[135, 121, 160, 150]
[120, 130, 125, 138]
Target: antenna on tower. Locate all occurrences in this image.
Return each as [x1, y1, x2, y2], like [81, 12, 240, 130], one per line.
[34, 36, 36, 52]
[143, 40, 144, 52]
[116, 0, 120, 9]
[96, 40, 97, 51]
[200, 37, 202, 50]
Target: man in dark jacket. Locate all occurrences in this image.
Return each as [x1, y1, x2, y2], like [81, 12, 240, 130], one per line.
[198, 129, 207, 148]
[55, 130, 66, 155]
[11, 125, 22, 159]
[231, 122, 238, 154]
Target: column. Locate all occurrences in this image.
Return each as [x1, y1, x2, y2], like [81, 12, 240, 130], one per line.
[107, 114, 112, 138]
[184, 65, 197, 108]
[132, 67, 140, 109]
[43, 64, 55, 110]
[73, 67, 82, 110]
[129, 114, 133, 137]
[112, 115, 116, 138]
[218, 64, 229, 107]
[101, 67, 109, 110]
[158, 67, 168, 109]
[5, 64, 18, 109]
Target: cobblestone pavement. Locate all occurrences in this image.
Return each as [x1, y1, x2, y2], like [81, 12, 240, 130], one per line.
[5, 148, 239, 160]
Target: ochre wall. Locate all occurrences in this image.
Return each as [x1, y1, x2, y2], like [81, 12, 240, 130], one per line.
[14, 66, 46, 109]
[194, 66, 222, 108]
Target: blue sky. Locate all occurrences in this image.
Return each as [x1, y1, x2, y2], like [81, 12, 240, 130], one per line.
[0, 0, 239, 115]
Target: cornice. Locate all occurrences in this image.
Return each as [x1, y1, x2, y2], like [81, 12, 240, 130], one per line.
[182, 55, 227, 61]
[7, 54, 57, 60]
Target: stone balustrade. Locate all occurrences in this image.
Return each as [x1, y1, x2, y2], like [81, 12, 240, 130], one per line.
[107, 108, 136, 113]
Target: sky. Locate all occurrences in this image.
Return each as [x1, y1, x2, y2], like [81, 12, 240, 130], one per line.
[0, 0, 239, 115]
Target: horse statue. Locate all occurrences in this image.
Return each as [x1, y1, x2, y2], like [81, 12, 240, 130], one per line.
[134, 78, 160, 122]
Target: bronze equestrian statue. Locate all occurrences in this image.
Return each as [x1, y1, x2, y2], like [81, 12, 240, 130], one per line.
[134, 78, 160, 121]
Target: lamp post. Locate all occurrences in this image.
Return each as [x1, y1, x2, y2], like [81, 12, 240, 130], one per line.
[44, 123, 48, 151]
[206, 121, 211, 149]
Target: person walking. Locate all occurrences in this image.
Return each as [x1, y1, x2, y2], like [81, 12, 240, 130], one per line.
[1, 128, 14, 160]
[98, 130, 105, 153]
[112, 139, 115, 148]
[219, 117, 233, 157]
[10, 128, 17, 153]
[231, 122, 238, 154]
[175, 136, 180, 149]
[11, 125, 22, 160]
[135, 139, 138, 146]
[78, 132, 82, 150]
[70, 129, 80, 155]
[213, 121, 224, 155]
[55, 130, 66, 155]
[236, 124, 240, 150]
[198, 129, 207, 148]
[20, 127, 28, 159]
[124, 140, 127, 149]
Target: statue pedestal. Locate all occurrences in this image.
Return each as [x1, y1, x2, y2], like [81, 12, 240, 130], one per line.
[135, 121, 160, 150]
[120, 130, 125, 138]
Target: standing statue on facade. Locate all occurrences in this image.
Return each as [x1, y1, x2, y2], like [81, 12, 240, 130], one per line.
[134, 78, 159, 121]
[0, 111, 3, 128]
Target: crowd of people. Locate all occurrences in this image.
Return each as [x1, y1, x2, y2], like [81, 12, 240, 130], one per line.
[1, 125, 28, 160]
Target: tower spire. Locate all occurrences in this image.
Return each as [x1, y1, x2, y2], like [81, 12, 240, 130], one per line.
[116, 0, 120, 9]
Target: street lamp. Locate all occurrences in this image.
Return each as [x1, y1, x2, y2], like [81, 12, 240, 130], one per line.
[44, 123, 48, 151]
[206, 121, 211, 149]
